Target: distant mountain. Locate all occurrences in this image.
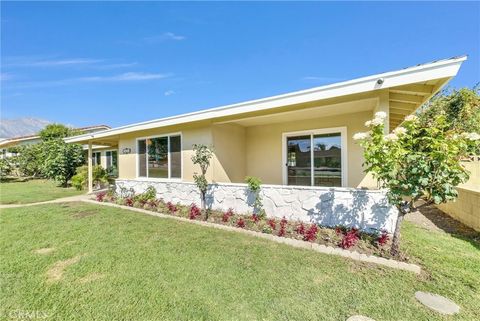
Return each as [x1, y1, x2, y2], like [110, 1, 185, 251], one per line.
[0, 117, 52, 139]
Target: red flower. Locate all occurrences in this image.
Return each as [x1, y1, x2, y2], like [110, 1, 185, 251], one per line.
[278, 227, 286, 237]
[189, 204, 201, 220]
[236, 218, 246, 228]
[267, 219, 276, 230]
[303, 224, 318, 242]
[251, 214, 260, 223]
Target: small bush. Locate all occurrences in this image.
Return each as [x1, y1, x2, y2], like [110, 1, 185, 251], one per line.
[236, 218, 246, 228]
[267, 218, 276, 230]
[295, 223, 305, 235]
[167, 202, 178, 214]
[96, 192, 106, 202]
[125, 197, 134, 207]
[189, 204, 201, 220]
[377, 231, 389, 246]
[303, 224, 319, 242]
[339, 228, 359, 249]
[222, 208, 234, 222]
[71, 165, 109, 190]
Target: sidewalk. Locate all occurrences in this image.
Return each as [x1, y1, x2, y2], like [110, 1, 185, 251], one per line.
[0, 194, 92, 209]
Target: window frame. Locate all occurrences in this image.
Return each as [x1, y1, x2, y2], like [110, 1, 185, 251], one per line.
[105, 149, 118, 169]
[92, 151, 102, 167]
[282, 127, 347, 187]
[135, 132, 183, 181]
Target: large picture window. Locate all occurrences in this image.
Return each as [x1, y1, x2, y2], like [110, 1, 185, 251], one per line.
[137, 134, 182, 179]
[284, 128, 346, 187]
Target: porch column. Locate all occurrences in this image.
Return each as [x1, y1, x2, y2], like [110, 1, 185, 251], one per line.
[88, 141, 93, 193]
[376, 90, 390, 133]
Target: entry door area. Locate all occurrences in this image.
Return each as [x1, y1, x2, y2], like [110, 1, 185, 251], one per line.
[283, 128, 347, 187]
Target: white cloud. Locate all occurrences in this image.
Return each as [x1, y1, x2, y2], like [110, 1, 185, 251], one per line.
[4, 56, 137, 70]
[5, 72, 172, 88]
[164, 90, 175, 96]
[143, 32, 186, 43]
[79, 72, 170, 82]
[5, 57, 102, 67]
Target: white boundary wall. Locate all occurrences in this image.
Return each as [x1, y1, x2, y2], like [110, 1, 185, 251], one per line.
[115, 179, 399, 233]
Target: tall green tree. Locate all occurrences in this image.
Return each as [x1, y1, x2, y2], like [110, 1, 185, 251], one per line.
[418, 87, 480, 133]
[39, 123, 78, 141]
[42, 140, 85, 187]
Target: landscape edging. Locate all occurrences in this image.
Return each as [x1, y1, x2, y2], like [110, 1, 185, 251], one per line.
[82, 199, 422, 274]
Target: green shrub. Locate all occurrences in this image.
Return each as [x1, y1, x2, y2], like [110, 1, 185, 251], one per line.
[71, 165, 109, 190]
[245, 176, 265, 218]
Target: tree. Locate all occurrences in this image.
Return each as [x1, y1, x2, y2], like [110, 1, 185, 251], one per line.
[42, 140, 85, 187]
[418, 87, 480, 133]
[39, 123, 78, 141]
[354, 111, 479, 256]
[16, 144, 45, 177]
[191, 144, 214, 216]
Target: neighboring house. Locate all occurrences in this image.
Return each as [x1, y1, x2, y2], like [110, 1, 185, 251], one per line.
[0, 125, 117, 173]
[65, 56, 466, 233]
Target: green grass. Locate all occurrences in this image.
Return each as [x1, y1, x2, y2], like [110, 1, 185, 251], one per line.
[0, 202, 479, 321]
[0, 179, 84, 204]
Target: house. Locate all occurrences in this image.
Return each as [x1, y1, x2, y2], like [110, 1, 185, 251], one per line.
[65, 56, 467, 232]
[0, 125, 117, 172]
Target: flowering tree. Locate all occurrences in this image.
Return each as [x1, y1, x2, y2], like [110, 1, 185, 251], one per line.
[354, 111, 479, 256]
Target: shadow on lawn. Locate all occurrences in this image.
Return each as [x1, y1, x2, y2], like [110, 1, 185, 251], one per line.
[415, 205, 480, 251]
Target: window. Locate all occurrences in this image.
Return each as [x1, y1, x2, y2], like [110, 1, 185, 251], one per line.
[137, 134, 182, 179]
[105, 150, 118, 169]
[92, 152, 101, 166]
[284, 128, 346, 187]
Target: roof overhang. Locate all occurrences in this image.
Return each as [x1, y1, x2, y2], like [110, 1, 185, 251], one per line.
[65, 56, 467, 144]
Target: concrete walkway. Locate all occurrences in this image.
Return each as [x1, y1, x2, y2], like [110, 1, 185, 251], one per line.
[0, 194, 92, 209]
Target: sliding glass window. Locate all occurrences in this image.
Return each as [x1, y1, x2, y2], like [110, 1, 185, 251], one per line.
[286, 130, 343, 187]
[137, 134, 182, 179]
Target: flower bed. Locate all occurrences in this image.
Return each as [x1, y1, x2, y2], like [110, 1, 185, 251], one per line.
[96, 188, 404, 260]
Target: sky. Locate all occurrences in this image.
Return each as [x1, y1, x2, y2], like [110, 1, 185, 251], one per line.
[1, 1, 479, 128]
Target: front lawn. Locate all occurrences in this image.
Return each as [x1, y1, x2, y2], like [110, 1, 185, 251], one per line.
[0, 179, 84, 204]
[0, 202, 479, 321]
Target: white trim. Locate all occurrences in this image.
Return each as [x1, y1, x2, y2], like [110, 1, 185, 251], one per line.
[65, 56, 466, 144]
[282, 127, 348, 187]
[135, 132, 183, 181]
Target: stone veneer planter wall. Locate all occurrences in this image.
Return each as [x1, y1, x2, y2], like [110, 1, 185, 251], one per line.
[115, 179, 399, 233]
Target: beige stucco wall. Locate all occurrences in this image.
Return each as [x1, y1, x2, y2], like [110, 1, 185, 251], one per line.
[115, 106, 378, 188]
[117, 123, 214, 181]
[245, 110, 374, 188]
[211, 124, 246, 183]
[437, 186, 480, 232]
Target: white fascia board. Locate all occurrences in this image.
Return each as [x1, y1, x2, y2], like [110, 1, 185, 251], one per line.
[65, 56, 466, 143]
